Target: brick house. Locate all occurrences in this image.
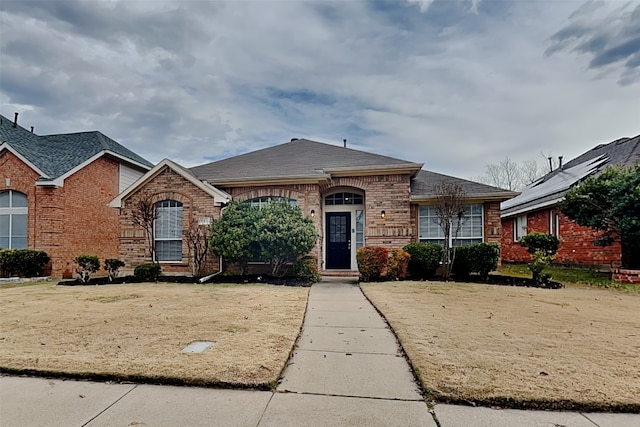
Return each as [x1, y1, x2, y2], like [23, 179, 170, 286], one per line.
[0, 113, 153, 277]
[111, 138, 516, 276]
[501, 134, 639, 269]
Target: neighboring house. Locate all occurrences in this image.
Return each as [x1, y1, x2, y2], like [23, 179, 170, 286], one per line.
[0, 113, 153, 277]
[111, 138, 517, 275]
[501, 134, 640, 269]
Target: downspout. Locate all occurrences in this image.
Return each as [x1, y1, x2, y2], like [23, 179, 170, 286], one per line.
[199, 255, 223, 283]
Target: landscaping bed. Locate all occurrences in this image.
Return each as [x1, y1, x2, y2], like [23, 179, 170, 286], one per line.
[0, 282, 308, 388]
[361, 280, 640, 412]
[57, 274, 313, 287]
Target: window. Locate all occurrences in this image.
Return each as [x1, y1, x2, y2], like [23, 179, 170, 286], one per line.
[419, 204, 483, 246]
[324, 192, 363, 205]
[355, 210, 364, 249]
[549, 211, 560, 237]
[0, 190, 28, 249]
[245, 197, 296, 208]
[514, 214, 527, 241]
[154, 200, 183, 262]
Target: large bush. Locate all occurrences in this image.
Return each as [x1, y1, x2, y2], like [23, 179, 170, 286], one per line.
[470, 243, 500, 280]
[451, 246, 472, 279]
[134, 263, 162, 282]
[519, 233, 560, 284]
[403, 242, 443, 279]
[293, 255, 321, 283]
[357, 246, 389, 282]
[386, 249, 411, 280]
[74, 255, 100, 283]
[0, 249, 50, 277]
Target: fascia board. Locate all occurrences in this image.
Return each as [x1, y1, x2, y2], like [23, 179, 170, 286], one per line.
[324, 163, 424, 177]
[500, 197, 564, 219]
[411, 192, 519, 204]
[0, 143, 49, 178]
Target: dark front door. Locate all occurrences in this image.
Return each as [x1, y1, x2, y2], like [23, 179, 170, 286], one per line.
[326, 212, 351, 269]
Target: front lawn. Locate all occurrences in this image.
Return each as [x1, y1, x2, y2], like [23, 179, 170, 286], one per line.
[0, 282, 308, 388]
[361, 281, 640, 411]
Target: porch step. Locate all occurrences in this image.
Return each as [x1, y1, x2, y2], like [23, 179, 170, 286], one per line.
[321, 270, 360, 278]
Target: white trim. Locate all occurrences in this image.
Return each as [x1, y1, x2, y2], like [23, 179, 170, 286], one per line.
[109, 158, 232, 208]
[501, 197, 564, 219]
[0, 142, 49, 178]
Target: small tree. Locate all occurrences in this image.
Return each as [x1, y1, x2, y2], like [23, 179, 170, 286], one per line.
[209, 202, 261, 275]
[519, 233, 560, 284]
[131, 190, 158, 263]
[431, 181, 467, 280]
[74, 255, 100, 283]
[104, 258, 125, 282]
[184, 219, 210, 278]
[561, 163, 640, 269]
[259, 201, 317, 276]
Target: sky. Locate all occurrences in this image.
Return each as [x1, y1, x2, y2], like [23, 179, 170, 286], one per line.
[1, 0, 639, 182]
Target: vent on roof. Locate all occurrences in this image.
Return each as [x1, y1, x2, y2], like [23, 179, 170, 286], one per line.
[343, 138, 347, 148]
[290, 138, 299, 142]
[13, 112, 18, 128]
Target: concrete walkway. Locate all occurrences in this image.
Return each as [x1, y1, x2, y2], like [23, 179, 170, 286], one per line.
[1, 279, 638, 426]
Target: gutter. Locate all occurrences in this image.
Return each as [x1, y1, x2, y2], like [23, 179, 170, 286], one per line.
[199, 255, 223, 283]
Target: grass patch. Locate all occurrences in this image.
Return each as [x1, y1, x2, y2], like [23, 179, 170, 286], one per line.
[361, 281, 640, 412]
[0, 282, 308, 388]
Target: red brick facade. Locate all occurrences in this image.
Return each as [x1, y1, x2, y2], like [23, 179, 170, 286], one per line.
[1, 151, 125, 276]
[501, 207, 622, 268]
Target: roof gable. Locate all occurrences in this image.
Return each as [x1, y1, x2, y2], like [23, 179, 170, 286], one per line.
[189, 138, 423, 184]
[0, 114, 153, 182]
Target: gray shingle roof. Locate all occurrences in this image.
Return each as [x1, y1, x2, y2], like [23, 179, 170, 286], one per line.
[411, 170, 518, 200]
[501, 134, 640, 217]
[0, 114, 153, 180]
[190, 138, 421, 183]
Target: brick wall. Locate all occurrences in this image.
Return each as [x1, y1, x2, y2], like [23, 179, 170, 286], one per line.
[118, 166, 221, 275]
[501, 207, 622, 268]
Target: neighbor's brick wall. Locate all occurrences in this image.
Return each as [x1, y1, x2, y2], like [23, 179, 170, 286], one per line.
[119, 167, 221, 275]
[501, 207, 622, 268]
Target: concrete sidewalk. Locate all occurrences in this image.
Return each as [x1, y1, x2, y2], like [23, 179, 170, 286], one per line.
[1, 279, 638, 426]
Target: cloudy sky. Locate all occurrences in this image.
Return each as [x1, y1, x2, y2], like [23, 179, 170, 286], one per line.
[1, 0, 639, 182]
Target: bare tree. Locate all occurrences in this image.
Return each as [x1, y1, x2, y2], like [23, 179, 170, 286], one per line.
[184, 219, 209, 278]
[431, 181, 467, 280]
[131, 191, 158, 263]
[478, 154, 560, 191]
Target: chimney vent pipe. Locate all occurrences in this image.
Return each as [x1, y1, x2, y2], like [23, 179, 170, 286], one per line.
[548, 157, 553, 172]
[31, 126, 34, 133]
[343, 139, 347, 148]
[558, 156, 563, 169]
[13, 112, 18, 128]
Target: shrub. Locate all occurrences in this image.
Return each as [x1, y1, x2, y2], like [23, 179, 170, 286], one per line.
[104, 258, 125, 282]
[0, 249, 50, 278]
[519, 233, 560, 283]
[386, 249, 411, 280]
[451, 246, 472, 279]
[74, 255, 100, 283]
[134, 263, 162, 282]
[470, 243, 500, 280]
[356, 246, 388, 282]
[403, 243, 443, 279]
[294, 255, 321, 283]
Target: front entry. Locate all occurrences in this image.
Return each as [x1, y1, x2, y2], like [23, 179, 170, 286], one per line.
[326, 212, 351, 269]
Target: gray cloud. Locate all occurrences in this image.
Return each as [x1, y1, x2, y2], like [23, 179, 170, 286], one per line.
[546, 2, 640, 86]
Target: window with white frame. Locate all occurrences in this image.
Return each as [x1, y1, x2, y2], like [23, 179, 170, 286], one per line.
[0, 190, 28, 249]
[245, 197, 296, 208]
[324, 192, 363, 205]
[549, 211, 560, 237]
[154, 200, 183, 262]
[419, 204, 483, 246]
[514, 214, 527, 241]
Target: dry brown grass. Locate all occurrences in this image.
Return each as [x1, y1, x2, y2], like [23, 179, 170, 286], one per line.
[0, 282, 308, 388]
[361, 281, 640, 411]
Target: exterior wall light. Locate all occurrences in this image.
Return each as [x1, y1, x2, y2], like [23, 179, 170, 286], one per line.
[310, 209, 315, 217]
[381, 210, 386, 219]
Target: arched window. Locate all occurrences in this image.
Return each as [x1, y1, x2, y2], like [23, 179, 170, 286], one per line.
[245, 197, 296, 208]
[324, 192, 363, 205]
[0, 190, 28, 249]
[154, 200, 183, 262]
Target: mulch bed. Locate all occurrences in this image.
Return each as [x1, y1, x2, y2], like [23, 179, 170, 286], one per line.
[57, 274, 312, 287]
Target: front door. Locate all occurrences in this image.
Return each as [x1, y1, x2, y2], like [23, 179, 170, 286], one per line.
[326, 212, 351, 269]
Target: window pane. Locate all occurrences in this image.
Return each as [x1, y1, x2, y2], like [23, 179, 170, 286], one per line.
[0, 237, 8, 249]
[12, 192, 28, 208]
[156, 240, 182, 262]
[0, 215, 8, 237]
[0, 192, 9, 207]
[11, 214, 27, 236]
[11, 237, 27, 249]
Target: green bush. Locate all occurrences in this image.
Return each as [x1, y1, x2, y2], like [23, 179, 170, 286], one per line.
[0, 249, 50, 277]
[386, 249, 411, 280]
[294, 255, 321, 283]
[470, 243, 500, 280]
[403, 242, 443, 279]
[74, 255, 100, 283]
[356, 246, 388, 282]
[134, 263, 162, 282]
[451, 246, 472, 279]
[104, 258, 125, 282]
[519, 233, 561, 283]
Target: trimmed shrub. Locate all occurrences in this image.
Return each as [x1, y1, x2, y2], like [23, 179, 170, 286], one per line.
[470, 243, 500, 280]
[356, 246, 389, 282]
[386, 249, 411, 280]
[134, 263, 162, 282]
[403, 243, 443, 279]
[74, 255, 100, 283]
[294, 255, 321, 283]
[519, 233, 560, 283]
[451, 246, 472, 279]
[104, 258, 125, 282]
[0, 249, 50, 278]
